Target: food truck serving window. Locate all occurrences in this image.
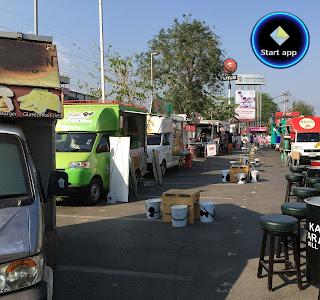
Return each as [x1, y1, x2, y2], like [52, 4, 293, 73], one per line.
[297, 133, 320, 143]
[147, 134, 161, 146]
[0, 134, 31, 198]
[56, 133, 97, 152]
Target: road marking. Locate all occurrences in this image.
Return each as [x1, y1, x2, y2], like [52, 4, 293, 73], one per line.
[57, 265, 193, 282]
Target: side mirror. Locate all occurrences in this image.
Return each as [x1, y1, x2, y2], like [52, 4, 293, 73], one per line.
[48, 171, 69, 197]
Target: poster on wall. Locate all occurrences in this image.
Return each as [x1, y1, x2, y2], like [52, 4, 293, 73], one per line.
[235, 90, 256, 121]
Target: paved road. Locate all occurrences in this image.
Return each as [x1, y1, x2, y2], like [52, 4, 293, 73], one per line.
[54, 150, 319, 300]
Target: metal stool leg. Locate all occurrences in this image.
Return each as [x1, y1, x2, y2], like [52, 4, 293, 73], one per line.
[292, 234, 303, 290]
[268, 234, 275, 291]
[258, 231, 268, 278]
[285, 182, 291, 203]
[283, 237, 290, 270]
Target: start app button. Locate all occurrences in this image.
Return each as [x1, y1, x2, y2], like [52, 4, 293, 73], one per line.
[251, 12, 309, 69]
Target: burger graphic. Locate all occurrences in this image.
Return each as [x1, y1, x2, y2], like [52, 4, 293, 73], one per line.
[0, 86, 14, 113]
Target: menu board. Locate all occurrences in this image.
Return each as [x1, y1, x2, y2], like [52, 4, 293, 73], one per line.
[0, 85, 62, 119]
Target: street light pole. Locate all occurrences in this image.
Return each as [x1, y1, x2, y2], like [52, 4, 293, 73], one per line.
[99, 0, 106, 100]
[34, 0, 38, 35]
[150, 51, 159, 112]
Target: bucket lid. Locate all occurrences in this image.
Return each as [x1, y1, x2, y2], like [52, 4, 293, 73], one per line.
[305, 196, 320, 207]
[171, 205, 188, 209]
[146, 198, 161, 203]
[200, 201, 215, 206]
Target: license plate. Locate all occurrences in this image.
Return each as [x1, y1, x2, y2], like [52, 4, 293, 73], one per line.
[309, 153, 317, 157]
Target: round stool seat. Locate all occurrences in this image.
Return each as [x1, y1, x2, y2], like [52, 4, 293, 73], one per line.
[290, 165, 306, 173]
[285, 173, 304, 183]
[293, 187, 319, 199]
[302, 171, 308, 178]
[281, 202, 306, 219]
[314, 183, 320, 191]
[260, 214, 298, 233]
[305, 177, 320, 186]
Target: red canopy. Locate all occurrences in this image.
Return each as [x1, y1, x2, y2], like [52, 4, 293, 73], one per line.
[288, 117, 320, 134]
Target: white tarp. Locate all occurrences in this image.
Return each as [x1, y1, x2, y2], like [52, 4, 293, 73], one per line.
[109, 137, 130, 203]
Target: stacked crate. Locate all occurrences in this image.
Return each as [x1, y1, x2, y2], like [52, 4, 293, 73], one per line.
[229, 165, 250, 183]
[161, 189, 200, 224]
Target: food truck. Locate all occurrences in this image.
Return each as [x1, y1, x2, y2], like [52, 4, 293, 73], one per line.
[287, 116, 320, 162]
[55, 101, 147, 204]
[146, 115, 184, 175]
[0, 32, 67, 298]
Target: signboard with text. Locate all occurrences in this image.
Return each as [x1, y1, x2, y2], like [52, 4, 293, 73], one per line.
[235, 90, 256, 121]
[236, 74, 265, 85]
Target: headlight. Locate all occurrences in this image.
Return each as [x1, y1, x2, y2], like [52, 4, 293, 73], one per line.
[69, 161, 90, 168]
[0, 254, 43, 294]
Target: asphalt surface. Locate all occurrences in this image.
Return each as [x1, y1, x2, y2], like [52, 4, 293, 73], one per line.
[54, 150, 319, 300]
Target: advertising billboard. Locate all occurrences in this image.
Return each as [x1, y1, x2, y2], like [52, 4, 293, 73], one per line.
[0, 37, 60, 88]
[235, 90, 256, 121]
[236, 74, 265, 85]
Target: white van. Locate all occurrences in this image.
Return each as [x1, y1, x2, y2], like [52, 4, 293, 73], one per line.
[147, 116, 183, 176]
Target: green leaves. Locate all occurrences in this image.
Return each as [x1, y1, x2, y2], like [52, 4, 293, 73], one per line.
[137, 15, 224, 116]
[291, 100, 315, 116]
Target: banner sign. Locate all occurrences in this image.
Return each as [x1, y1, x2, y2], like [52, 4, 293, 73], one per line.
[235, 90, 256, 121]
[0, 85, 62, 118]
[236, 74, 265, 85]
[0, 38, 60, 88]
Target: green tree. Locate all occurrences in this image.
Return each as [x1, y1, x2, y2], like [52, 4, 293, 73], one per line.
[79, 47, 149, 105]
[137, 14, 224, 116]
[205, 96, 237, 121]
[261, 93, 279, 126]
[291, 100, 315, 116]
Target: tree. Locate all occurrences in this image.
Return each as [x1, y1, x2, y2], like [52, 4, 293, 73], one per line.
[261, 93, 279, 126]
[205, 96, 237, 121]
[79, 47, 149, 105]
[137, 14, 224, 116]
[291, 100, 315, 116]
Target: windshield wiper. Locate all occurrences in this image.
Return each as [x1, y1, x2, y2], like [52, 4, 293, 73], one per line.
[0, 193, 29, 200]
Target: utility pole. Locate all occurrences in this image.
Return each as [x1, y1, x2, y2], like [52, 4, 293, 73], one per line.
[34, 0, 38, 35]
[282, 91, 290, 114]
[99, 0, 106, 100]
[228, 80, 231, 105]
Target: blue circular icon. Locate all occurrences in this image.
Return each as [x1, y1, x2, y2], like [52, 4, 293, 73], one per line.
[251, 12, 310, 69]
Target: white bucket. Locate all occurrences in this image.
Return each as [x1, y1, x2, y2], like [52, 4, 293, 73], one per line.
[221, 169, 230, 183]
[251, 170, 260, 183]
[237, 172, 247, 184]
[145, 198, 161, 219]
[171, 205, 188, 228]
[255, 158, 260, 166]
[199, 201, 215, 223]
[241, 155, 249, 165]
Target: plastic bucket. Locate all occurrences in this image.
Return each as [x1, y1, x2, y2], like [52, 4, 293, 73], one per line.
[237, 173, 247, 184]
[199, 201, 215, 223]
[251, 170, 260, 183]
[171, 205, 188, 228]
[241, 155, 249, 165]
[255, 158, 260, 166]
[145, 198, 161, 219]
[221, 169, 230, 183]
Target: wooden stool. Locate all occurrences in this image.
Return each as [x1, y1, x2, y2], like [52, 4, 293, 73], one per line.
[285, 174, 304, 202]
[257, 214, 302, 291]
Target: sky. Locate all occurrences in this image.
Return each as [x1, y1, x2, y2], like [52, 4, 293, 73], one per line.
[1, 0, 319, 113]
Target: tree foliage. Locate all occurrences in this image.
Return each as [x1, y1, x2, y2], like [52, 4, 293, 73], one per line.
[79, 47, 149, 105]
[261, 93, 279, 126]
[291, 100, 315, 116]
[204, 96, 237, 121]
[137, 15, 224, 116]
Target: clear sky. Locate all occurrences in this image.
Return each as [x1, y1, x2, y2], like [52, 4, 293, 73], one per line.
[1, 0, 319, 112]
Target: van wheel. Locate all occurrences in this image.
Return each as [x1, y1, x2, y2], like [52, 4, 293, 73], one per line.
[161, 161, 166, 176]
[84, 178, 102, 205]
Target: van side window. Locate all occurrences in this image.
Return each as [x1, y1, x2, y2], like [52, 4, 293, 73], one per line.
[163, 133, 170, 146]
[97, 135, 110, 153]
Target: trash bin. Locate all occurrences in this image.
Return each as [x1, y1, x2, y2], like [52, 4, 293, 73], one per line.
[305, 196, 320, 288]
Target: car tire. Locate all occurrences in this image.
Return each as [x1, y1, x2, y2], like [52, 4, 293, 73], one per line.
[84, 178, 102, 205]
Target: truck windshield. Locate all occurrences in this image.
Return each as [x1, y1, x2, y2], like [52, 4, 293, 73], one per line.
[297, 133, 320, 143]
[56, 133, 96, 152]
[0, 134, 31, 198]
[147, 134, 161, 145]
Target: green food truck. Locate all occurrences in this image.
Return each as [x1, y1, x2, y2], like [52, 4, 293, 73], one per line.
[55, 101, 147, 204]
